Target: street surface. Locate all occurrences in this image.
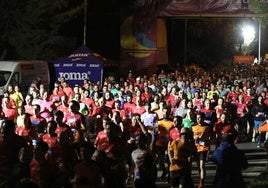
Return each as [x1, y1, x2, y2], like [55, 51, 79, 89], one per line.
[127, 142, 268, 188]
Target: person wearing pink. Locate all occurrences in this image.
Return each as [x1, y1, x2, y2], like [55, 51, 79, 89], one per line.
[51, 131, 78, 187]
[103, 91, 115, 109]
[94, 117, 111, 152]
[141, 85, 152, 103]
[62, 81, 74, 98]
[71, 142, 102, 188]
[57, 94, 70, 116]
[132, 98, 146, 116]
[112, 100, 126, 120]
[214, 97, 226, 119]
[30, 104, 48, 136]
[169, 116, 183, 141]
[91, 97, 112, 119]
[242, 88, 253, 105]
[1, 92, 17, 120]
[132, 89, 145, 105]
[39, 91, 54, 112]
[63, 100, 86, 144]
[16, 108, 38, 144]
[235, 94, 250, 140]
[49, 86, 63, 107]
[0, 120, 28, 187]
[42, 121, 58, 149]
[200, 98, 217, 128]
[124, 95, 136, 119]
[30, 141, 57, 188]
[226, 85, 239, 104]
[24, 94, 35, 115]
[167, 87, 180, 107]
[54, 110, 74, 143]
[213, 113, 230, 148]
[80, 89, 96, 116]
[134, 77, 144, 90]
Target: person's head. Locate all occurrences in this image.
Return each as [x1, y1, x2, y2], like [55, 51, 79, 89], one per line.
[105, 121, 119, 142]
[18, 147, 33, 164]
[135, 133, 148, 149]
[102, 117, 110, 131]
[104, 92, 112, 100]
[162, 107, 171, 119]
[114, 100, 121, 109]
[33, 104, 41, 116]
[79, 142, 95, 161]
[42, 91, 49, 100]
[220, 113, 227, 123]
[258, 95, 264, 104]
[17, 106, 25, 115]
[180, 127, 193, 141]
[57, 131, 71, 145]
[217, 97, 224, 105]
[2, 119, 16, 138]
[14, 85, 21, 92]
[153, 94, 159, 102]
[33, 141, 48, 161]
[173, 116, 182, 129]
[25, 94, 33, 105]
[187, 100, 193, 108]
[83, 89, 90, 98]
[204, 98, 211, 108]
[180, 98, 187, 107]
[221, 125, 238, 143]
[144, 102, 151, 112]
[126, 95, 132, 102]
[46, 121, 57, 135]
[73, 84, 80, 94]
[136, 97, 143, 106]
[112, 111, 121, 122]
[196, 113, 204, 125]
[54, 110, 64, 123]
[69, 100, 80, 113]
[7, 84, 14, 93]
[98, 97, 105, 107]
[32, 90, 40, 99]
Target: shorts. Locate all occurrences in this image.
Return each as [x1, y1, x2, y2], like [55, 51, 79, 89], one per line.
[170, 171, 194, 188]
[254, 120, 264, 131]
[197, 151, 208, 161]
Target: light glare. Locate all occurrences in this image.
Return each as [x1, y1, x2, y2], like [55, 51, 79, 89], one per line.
[242, 25, 255, 46]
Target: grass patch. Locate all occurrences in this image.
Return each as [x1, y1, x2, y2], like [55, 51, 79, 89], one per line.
[249, 169, 268, 188]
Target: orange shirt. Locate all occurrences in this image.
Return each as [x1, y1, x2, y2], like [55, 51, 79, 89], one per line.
[168, 139, 196, 172]
[157, 119, 173, 147]
[192, 124, 211, 152]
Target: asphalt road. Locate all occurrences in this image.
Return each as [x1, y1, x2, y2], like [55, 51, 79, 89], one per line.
[127, 142, 268, 188]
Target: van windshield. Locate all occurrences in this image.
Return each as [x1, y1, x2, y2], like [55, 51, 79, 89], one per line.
[0, 71, 11, 87]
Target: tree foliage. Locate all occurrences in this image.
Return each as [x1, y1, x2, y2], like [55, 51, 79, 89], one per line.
[0, 0, 84, 60]
[249, 0, 268, 26]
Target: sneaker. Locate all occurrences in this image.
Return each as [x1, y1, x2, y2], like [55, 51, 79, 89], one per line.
[252, 138, 255, 143]
[257, 144, 261, 148]
[198, 183, 204, 188]
[198, 179, 204, 188]
[160, 170, 168, 181]
[234, 138, 239, 143]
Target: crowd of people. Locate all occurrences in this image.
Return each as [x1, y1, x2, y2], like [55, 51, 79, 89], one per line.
[0, 66, 268, 188]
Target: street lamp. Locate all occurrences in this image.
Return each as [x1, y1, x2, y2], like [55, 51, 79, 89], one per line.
[242, 24, 255, 46]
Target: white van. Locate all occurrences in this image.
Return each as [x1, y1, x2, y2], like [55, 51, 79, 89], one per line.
[0, 61, 50, 96]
